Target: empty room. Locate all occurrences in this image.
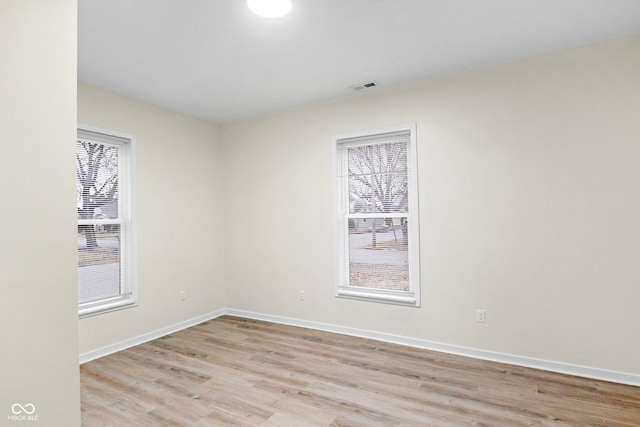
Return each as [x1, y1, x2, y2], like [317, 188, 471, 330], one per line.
[2, 0, 640, 426]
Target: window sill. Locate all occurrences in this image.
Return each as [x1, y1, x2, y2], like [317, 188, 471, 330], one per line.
[336, 287, 419, 307]
[79, 294, 138, 318]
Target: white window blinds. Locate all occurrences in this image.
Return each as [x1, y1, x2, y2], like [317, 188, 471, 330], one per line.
[335, 125, 420, 305]
[77, 127, 135, 316]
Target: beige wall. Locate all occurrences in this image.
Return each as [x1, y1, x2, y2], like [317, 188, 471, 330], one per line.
[77, 84, 226, 354]
[0, 0, 80, 425]
[221, 34, 640, 375]
[76, 34, 640, 377]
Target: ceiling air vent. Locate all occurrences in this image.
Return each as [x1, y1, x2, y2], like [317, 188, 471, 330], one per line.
[351, 81, 378, 91]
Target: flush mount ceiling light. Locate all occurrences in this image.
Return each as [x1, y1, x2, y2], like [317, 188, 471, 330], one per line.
[247, 0, 292, 18]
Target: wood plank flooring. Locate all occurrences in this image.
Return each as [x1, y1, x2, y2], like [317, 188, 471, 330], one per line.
[80, 316, 640, 426]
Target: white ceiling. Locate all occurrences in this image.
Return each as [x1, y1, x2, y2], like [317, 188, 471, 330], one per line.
[78, 0, 640, 124]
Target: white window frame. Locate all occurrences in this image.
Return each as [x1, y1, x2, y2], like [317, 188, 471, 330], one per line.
[77, 124, 138, 318]
[334, 124, 420, 306]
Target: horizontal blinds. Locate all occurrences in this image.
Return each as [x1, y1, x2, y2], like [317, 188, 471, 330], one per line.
[347, 218, 410, 292]
[77, 139, 120, 221]
[77, 130, 129, 305]
[337, 129, 415, 294]
[346, 141, 408, 215]
[78, 228, 124, 304]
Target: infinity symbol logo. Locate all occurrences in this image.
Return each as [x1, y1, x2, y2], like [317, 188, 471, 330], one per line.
[11, 403, 35, 415]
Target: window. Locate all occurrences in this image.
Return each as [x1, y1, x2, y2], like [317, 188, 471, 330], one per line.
[335, 124, 420, 305]
[77, 125, 136, 317]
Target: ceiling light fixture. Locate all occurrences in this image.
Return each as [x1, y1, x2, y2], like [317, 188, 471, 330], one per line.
[247, 0, 292, 18]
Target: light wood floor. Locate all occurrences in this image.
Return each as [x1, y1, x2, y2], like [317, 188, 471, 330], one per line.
[81, 316, 640, 426]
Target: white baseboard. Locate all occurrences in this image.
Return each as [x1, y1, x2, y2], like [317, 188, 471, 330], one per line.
[79, 309, 226, 364]
[80, 307, 640, 387]
[225, 309, 640, 387]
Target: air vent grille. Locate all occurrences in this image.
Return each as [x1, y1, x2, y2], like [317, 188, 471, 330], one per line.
[351, 81, 378, 91]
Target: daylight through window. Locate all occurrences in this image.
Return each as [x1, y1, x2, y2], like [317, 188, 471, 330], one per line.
[77, 126, 136, 317]
[335, 124, 420, 305]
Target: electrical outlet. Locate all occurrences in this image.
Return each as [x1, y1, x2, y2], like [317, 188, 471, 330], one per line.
[180, 290, 186, 301]
[298, 290, 305, 301]
[476, 309, 486, 323]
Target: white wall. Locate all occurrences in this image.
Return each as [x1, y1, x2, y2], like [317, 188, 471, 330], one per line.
[77, 83, 226, 355]
[221, 34, 640, 376]
[0, 1, 80, 425]
[75, 34, 640, 379]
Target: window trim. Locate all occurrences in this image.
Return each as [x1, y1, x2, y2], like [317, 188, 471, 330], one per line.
[77, 123, 138, 318]
[334, 123, 420, 306]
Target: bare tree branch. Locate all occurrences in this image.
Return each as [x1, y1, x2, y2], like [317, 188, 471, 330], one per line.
[348, 141, 408, 215]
